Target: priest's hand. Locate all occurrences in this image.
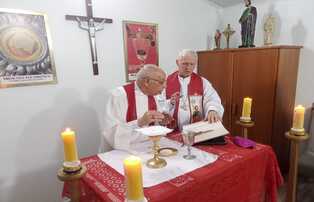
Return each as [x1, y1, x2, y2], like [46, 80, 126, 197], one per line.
[207, 110, 221, 123]
[138, 111, 165, 127]
[170, 92, 180, 105]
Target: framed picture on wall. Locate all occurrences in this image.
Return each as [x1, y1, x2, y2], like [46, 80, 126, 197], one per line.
[123, 21, 158, 81]
[0, 8, 57, 89]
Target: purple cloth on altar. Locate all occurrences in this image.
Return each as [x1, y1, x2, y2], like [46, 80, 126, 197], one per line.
[234, 136, 256, 148]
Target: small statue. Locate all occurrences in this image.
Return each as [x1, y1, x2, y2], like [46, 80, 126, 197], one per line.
[264, 15, 275, 45]
[223, 24, 236, 49]
[214, 29, 222, 49]
[239, 0, 257, 48]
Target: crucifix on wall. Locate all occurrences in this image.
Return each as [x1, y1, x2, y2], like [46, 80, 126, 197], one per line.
[65, 0, 113, 75]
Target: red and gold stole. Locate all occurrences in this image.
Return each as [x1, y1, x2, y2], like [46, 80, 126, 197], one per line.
[123, 82, 157, 122]
[166, 71, 203, 123]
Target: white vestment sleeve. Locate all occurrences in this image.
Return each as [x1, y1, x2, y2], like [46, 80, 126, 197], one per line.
[102, 87, 147, 152]
[155, 89, 174, 114]
[202, 77, 224, 118]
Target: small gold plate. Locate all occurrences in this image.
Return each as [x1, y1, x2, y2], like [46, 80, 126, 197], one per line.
[158, 147, 178, 157]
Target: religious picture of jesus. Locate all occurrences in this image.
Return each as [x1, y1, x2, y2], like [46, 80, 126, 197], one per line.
[189, 95, 203, 123]
[0, 8, 57, 89]
[123, 21, 159, 81]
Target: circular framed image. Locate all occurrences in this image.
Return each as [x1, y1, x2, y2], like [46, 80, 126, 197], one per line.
[0, 26, 48, 65]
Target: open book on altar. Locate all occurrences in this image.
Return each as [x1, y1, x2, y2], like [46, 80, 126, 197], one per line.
[183, 121, 229, 144]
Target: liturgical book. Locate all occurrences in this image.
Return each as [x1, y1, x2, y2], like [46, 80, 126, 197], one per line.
[182, 121, 229, 144]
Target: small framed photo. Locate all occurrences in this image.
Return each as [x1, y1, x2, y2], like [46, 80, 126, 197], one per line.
[0, 8, 57, 89]
[123, 21, 158, 81]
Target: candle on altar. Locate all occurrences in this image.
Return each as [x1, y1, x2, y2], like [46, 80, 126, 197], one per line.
[61, 128, 78, 162]
[123, 156, 144, 201]
[242, 97, 252, 118]
[292, 105, 305, 130]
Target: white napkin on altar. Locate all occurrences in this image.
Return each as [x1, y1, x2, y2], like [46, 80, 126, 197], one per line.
[98, 138, 218, 187]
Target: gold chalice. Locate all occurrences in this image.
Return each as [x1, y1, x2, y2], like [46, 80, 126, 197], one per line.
[135, 126, 173, 169]
[146, 135, 167, 169]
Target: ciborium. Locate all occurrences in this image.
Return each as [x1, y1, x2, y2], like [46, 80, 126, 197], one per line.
[146, 135, 167, 169]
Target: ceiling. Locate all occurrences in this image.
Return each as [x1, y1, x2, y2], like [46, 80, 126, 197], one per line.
[209, 0, 244, 7]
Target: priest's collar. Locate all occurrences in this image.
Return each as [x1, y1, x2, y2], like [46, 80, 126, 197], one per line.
[178, 75, 191, 83]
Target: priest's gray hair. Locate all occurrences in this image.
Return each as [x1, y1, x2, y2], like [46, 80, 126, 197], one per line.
[136, 64, 161, 80]
[177, 49, 198, 61]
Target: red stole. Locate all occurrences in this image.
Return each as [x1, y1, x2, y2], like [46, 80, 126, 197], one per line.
[166, 71, 203, 123]
[123, 82, 157, 122]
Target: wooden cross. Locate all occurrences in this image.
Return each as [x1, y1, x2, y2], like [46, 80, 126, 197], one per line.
[223, 24, 235, 49]
[65, 0, 113, 75]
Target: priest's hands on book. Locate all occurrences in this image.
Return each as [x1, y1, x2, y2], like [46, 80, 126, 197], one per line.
[207, 110, 222, 123]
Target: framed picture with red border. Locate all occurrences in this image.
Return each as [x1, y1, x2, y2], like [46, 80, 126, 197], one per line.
[123, 21, 158, 81]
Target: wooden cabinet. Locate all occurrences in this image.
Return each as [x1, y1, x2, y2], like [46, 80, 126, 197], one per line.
[198, 46, 302, 172]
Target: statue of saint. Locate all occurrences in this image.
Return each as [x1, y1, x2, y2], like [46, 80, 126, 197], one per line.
[239, 0, 257, 48]
[223, 24, 236, 49]
[214, 29, 222, 49]
[264, 15, 275, 45]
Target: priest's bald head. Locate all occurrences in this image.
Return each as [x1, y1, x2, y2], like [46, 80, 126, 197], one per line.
[136, 64, 166, 96]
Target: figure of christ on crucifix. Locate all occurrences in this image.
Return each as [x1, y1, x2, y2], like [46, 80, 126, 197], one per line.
[223, 24, 236, 49]
[65, 0, 113, 75]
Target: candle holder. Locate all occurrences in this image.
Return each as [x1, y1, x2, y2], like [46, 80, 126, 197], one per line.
[285, 131, 309, 202]
[240, 116, 252, 123]
[236, 119, 255, 139]
[62, 161, 82, 173]
[146, 135, 167, 169]
[290, 127, 305, 136]
[57, 164, 87, 202]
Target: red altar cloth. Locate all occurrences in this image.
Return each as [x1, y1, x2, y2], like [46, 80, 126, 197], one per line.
[63, 133, 283, 202]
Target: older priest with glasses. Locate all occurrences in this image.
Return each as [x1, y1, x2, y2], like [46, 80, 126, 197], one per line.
[101, 64, 171, 151]
[166, 49, 224, 130]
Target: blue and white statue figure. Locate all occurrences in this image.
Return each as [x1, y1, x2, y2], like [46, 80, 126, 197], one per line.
[239, 0, 257, 48]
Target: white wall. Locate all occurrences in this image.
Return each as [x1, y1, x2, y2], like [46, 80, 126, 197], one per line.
[0, 0, 221, 201]
[220, 0, 314, 112]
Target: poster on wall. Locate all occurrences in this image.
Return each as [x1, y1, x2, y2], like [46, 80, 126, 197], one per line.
[0, 8, 57, 89]
[123, 21, 158, 81]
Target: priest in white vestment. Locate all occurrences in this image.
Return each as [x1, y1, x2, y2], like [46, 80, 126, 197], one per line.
[166, 49, 224, 130]
[101, 64, 169, 151]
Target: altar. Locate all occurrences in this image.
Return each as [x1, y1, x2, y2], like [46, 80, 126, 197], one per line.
[62, 132, 283, 202]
